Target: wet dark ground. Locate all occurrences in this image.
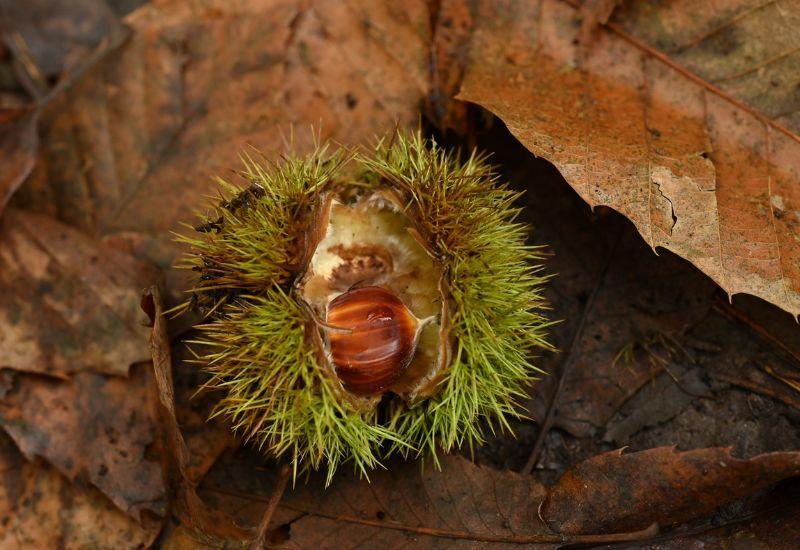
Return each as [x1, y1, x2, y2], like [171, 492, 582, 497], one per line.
[463, 118, 800, 481]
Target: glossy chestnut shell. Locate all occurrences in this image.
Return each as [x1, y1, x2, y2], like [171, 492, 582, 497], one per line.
[326, 286, 419, 396]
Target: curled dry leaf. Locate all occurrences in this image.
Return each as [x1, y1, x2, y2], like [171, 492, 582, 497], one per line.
[159, 321, 236, 485]
[456, 0, 800, 317]
[0, 365, 167, 519]
[0, 432, 162, 549]
[0, 208, 158, 377]
[143, 286, 250, 543]
[541, 446, 800, 534]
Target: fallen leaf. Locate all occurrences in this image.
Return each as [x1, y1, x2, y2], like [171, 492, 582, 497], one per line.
[530, 222, 715, 440]
[690, 300, 800, 413]
[200, 452, 658, 548]
[456, 0, 800, 317]
[0, 208, 157, 377]
[282, 456, 554, 547]
[0, 364, 167, 519]
[0, 431, 162, 549]
[16, 0, 431, 299]
[611, 0, 800, 134]
[577, 0, 623, 44]
[541, 446, 800, 534]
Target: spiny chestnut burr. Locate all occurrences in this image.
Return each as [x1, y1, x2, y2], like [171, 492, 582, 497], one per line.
[182, 130, 551, 481]
[326, 286, 420, 396]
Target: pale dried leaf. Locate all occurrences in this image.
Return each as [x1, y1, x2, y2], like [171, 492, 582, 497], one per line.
[0, 208, 157, 377]
[0, 365, 167, 519]
[0, 427, 161, 549]
[612, 0, 800, 133]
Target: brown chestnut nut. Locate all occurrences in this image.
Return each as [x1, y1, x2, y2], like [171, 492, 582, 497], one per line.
[326, 286, 420, 396]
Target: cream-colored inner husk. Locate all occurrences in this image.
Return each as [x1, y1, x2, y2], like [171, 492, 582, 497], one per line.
[299, 192, 449, 405]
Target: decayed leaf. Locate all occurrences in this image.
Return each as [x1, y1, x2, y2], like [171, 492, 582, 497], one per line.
[0, 208, 157, 377]
[199, 453, 658, 548]
[281, 456, 553, 547]
[611, 0, 800, 134]
[0, 432, 161, 549]
[541, 446, 800, 534]
[16, 0, 430, 299]
[170, 340, 236, 484]
[602, 364, 710, 444]
[0, 364, 167, 519]
[456, 0, 800, 317]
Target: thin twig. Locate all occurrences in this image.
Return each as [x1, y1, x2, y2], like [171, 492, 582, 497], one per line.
[712, 296, 800, 367]
[522, 233, 621, 474]
[250, 464, 291, 550]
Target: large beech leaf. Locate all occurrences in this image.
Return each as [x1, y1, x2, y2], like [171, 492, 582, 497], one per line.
[0, 365, 167, 519]
[0, 208, 156, 377]
[456, 0, 800, 317]
[541, 446, 800, 534]
[0, 432, 161, 548]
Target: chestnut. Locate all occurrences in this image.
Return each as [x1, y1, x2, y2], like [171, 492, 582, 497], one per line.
[182, 130, 551, 481]
[326, 286, 420, 396]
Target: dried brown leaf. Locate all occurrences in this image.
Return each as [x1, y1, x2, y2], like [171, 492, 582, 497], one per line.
[0, 432, 162, 549]
[0, 364, 167, 519]
[0, 208, 157, 377]
[541, 446, 800, 534]
[457, 0, 800, 317]
[612, 0, 800, 134]
[533, 226, 714, 439]
[201, 454, 658, 548]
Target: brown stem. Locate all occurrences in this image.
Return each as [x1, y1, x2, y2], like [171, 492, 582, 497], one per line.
[250, 464, 292, 550]
[712, 296, 800, 366]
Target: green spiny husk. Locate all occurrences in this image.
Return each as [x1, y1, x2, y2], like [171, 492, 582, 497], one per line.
[179, 131, 553, 483]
